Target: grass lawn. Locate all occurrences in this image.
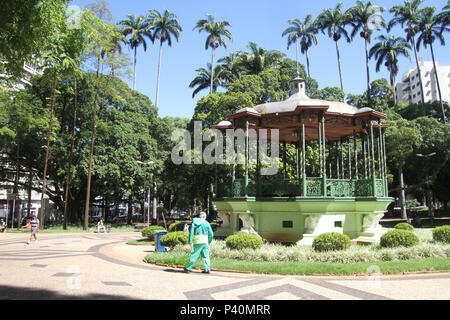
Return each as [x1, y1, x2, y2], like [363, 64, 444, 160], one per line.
[127, 238, 154, 245]
[145, 253, 450, 275]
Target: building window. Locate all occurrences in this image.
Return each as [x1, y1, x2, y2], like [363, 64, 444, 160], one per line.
[413, 94, 416, 98]
[282, 221, 293, 228]
[427, 91, 431, 96]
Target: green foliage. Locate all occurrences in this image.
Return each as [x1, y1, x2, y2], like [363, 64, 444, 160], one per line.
[312, 232, 351, 252]
[225, 233, 263, 250]
[168, 222, 187, 232]
[394, 223, 414, 231]
[432, 226, 450, 244]
[319, 86, 345, 102]
[210, 222, 221, 231]
[160, 231, 189, 248]
[141, 226, 166, 239]
[380, 230, 419, 248]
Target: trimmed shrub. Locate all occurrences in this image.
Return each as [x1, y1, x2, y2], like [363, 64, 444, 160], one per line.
[394, 222, 414, 231]
[312, 232, 351, 252]
[225, 233, 263, 250]
[380, 229, 419, 248]
[160, 231, 189, 248]
[168, 222, 188, 233]
[141, 226, 166, 239]
[432, 225, 450, 243]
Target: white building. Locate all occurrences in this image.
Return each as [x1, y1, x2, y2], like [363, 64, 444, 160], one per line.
[395, 61, 450, 105]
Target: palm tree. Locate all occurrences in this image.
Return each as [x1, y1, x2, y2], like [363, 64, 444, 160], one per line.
[347, 0, 385, 101]
[118, 14, 153, 90]
[282, 15, 318, 77]
[389, 0, 426, 112]
[316, 2, 352, 92]
[369, 35, 411, 106]
[193, 14, 232, 94]
[437, 0, 450, 32]
[147, 9, 182, 109]
[238, 42, 285, 75]
[217, 52, 246, 84]
[417, 7, 448, 123]
[189, 63, 226, 98]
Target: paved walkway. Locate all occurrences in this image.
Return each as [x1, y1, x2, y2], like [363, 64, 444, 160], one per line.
[0, 232, 449, 300]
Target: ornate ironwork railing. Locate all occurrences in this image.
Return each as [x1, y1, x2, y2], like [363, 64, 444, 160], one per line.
[215, 177, 387, 199]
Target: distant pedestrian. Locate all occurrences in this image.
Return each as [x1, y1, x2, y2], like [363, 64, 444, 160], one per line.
[0, 218, 6, 232]
[97, 218, 106, 233]
[184, 212, 213, 274]
[28, 214, 39, 244]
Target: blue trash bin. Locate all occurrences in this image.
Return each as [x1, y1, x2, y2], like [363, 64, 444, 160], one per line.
[154, 230, 167, 252]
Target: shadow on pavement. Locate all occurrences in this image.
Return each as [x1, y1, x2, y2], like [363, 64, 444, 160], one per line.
[0, 285, 140, 300]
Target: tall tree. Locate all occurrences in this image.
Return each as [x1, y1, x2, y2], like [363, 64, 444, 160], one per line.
[238, 42, 285, 75]
[316, 2, 351, 92]
[416, 7, 447, 123]
[217, 52, 246, 85]
[193, 14, 232, 94]
[282, 15, 318, 77]
[347, 0, 385, 102]
[189, 63, 226, 98]
[389, 0, 426, 112]
[118, 14, 153, 90]
[369, 35, 411, 106]
[147, 9, 182, 109]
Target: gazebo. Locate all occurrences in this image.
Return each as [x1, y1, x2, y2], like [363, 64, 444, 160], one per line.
[212, 77, 393, 244]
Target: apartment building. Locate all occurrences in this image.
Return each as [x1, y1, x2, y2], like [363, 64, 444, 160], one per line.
[395, 61, 450, 105]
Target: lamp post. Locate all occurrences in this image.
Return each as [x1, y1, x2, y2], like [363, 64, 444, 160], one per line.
[136, 161, 154, 226]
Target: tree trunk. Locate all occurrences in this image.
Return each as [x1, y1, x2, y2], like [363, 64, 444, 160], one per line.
[391, 71, 397, 107]
[133, 46, 137, 91]
[306, 49, 311, 79]
[411, 37, 425, 112]
[429, 43, 447, 123]
[27, 169, 32, 217]
[399, 166, 407, 220]
[155, 40, 163, 109]
[84, 57, 101, 230]
[127, 194, 133, 225]
[40, 69, 58, 229]
[295, 39, 300, 76]
[335, 40, 344, 93]
[63, 76, 77, 230]
[210, 46, 215, 95]
[365, 38, 371, 104]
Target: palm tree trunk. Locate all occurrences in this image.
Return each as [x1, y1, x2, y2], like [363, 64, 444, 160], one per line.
[391, 71, 398, 107]
[429, 43, 447, 123]
[306, 48, 311, 78]
[40, 69, 58, 228]
[411, 37, 425, 112]
[63, 75, 77, 230]
[365, 38, 371, 103]
[133, 46, 137, 90]
[295, 39, 299, 76]
[155, 40, 163, 109]
[335, 40, 344, 93]
[84, 57, 101, 230]
[210, 46, 215, 95]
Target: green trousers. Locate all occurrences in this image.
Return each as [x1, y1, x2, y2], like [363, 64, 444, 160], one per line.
[186, 243, 210, 272]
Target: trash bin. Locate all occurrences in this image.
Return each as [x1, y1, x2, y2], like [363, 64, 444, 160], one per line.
[154, 230, 167, 252]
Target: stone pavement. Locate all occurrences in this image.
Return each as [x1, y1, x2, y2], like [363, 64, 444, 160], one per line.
[0, 231, 449, 300]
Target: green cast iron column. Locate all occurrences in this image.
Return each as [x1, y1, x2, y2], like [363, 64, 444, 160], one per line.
[321, 113, 327, 196]
[245, 120, 249, 197]
[283, 142, 287, 180]
[382, 127, 388, 196]
[363, 132, 367, 179]
[348, 138, 352, 180]
[256, 126, 261, 196]
[318, 114, 322, 178]
[378, 123, 384, 197]
[353, 127, 358, 180]
[340, 137, 344, 179]
[336, 141, 340, 179]
[370, 121, 376, 196]
[301, 114, 306, 196]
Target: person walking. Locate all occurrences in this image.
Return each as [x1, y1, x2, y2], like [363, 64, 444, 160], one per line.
[184, 212, 213, 274]
[0, 218, 6, 232]
[28, 214, 39, 244]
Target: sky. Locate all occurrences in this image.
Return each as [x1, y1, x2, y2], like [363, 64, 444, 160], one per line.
[70, 0, 450, 120]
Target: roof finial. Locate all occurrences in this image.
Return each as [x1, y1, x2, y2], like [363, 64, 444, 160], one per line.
[289, 76, 306, 96]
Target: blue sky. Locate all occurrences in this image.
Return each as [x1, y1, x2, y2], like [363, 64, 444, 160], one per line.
[71, 0, 450, 120]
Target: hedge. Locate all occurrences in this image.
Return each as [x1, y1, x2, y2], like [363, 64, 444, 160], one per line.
[160, 231, 189, 248]
[312, 232, 351, 252]
[168, 222, 188, 233]
[141, 226, 166, 239]
[394, 222, 414, 231]
[380, 229, 419, 248]
[432, 225, 450, 243]
[225, 233, 263, 250]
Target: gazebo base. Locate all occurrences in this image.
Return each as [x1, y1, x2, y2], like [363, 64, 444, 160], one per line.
[215, 197, 392, 244]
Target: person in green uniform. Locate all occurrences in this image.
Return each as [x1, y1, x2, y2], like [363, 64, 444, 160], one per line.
[184, 212, 213, 274]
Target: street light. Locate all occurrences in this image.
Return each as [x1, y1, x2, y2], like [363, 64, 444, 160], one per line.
[136, 161, 154, 226]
